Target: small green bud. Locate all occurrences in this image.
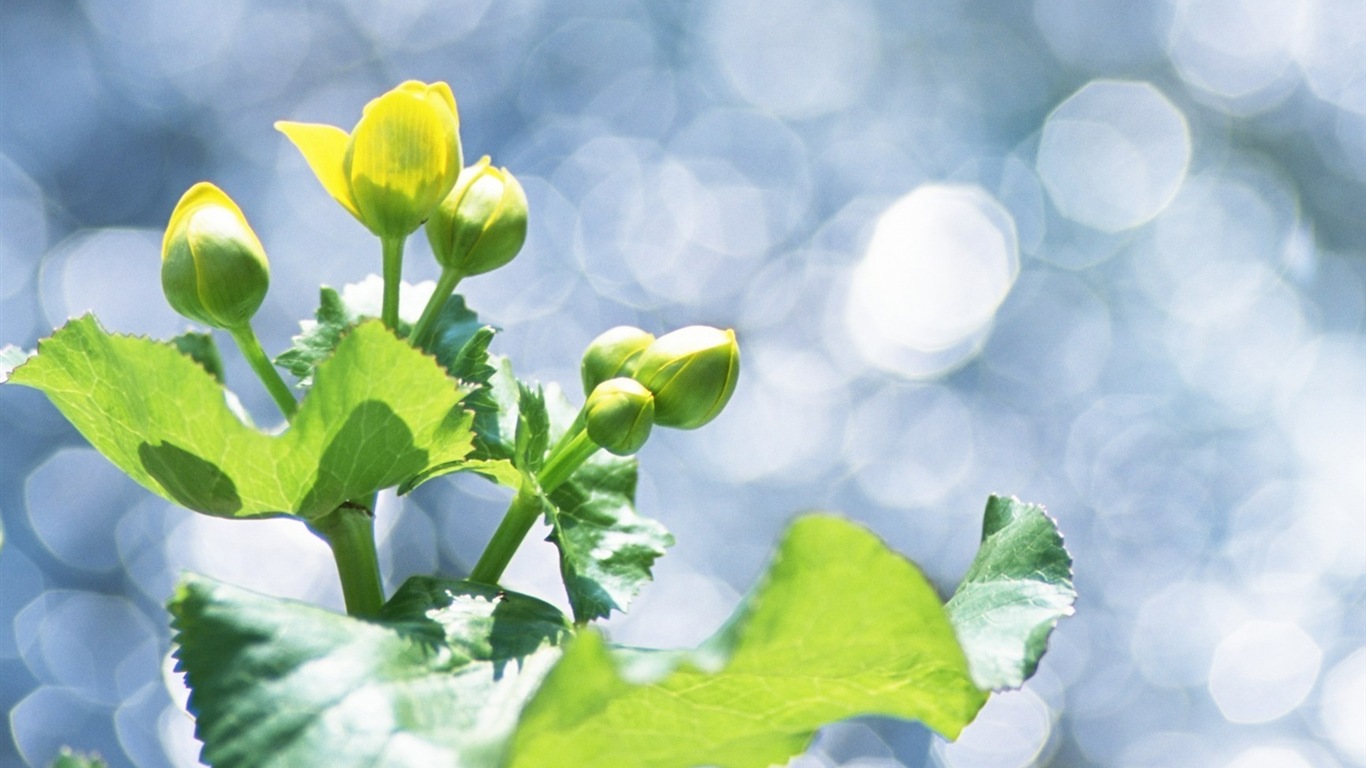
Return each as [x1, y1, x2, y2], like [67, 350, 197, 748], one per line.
[425, 156, 529, 277]
[631, 326, 740, 430]
[585, 377, 655, 456]
[161, 182, 270, 331]
[581, 326, 656, 396]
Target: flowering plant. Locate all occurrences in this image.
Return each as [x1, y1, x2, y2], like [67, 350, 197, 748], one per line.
[2, 81, 1073, 768]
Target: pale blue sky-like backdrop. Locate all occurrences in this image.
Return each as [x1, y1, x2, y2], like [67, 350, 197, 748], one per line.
[2, 1, 1364, 766]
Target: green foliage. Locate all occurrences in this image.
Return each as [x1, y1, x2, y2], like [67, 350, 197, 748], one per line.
[946, 495, 1076, 690]
[48, 748, 109, 768]
[171, 330, 226, 384]
[170, 573, 570, 768]
[10, 316, 475, 519]
[172, 505, 1075, 768]
[545, 451, 672, 623]
[0, 343, 33, 383]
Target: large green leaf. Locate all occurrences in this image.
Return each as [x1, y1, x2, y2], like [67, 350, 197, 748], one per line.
[945, 495, 1075, 690]
[169, 573, 571, 768]
[10, 316, 474, 519]
[507, 515, 989, 768]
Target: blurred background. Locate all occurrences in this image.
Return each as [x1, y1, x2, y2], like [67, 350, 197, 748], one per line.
[2, 0, 1364, 766]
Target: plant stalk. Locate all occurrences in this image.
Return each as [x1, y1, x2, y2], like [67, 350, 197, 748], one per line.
[229, 324, 297, 420]
[409, 266, 463, 348]
[469, 485, 543, 585]
[380, 236, 406, 331]
[468, 423, 601, 585]
[312, 496, 385, 617]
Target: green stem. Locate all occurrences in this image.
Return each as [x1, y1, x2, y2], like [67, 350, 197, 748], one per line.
[312, 497, 384, 617]
[468, 422, 601, 585]
[381, 236, 406, 331]
[538, 424, 599, 493]
[409, 266, 463, 348]
[229, 324, 297, 420]
[469, 485, 543, 585]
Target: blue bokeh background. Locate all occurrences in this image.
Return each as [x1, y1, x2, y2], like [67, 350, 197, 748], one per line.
[2, 1, 1364, 766]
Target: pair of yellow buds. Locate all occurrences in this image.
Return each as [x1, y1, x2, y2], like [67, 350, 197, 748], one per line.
[161, 81, 528, 330]
[580, 325, 741, 456]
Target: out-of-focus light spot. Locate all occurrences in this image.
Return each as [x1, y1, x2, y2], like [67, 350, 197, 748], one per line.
[1295, 0, 1366, 111]
[1167, 0, 1306, 111]
[520, 20, 660, 121]
[0, 545, 45, 660]
[1225, 745, 1318, 768]
[704, 0, 879, 119]
[949, 156, 1047, 255]
[1208, 620, 1321, 723]
[167, 514, 341, 609]
[933, 688, 1052, 768]
[1037, 80, 1191, 232]
[602, 562, 739, 649]
[0, 155, 47, 305]
[845, 185, 1018, 379]
[26, 448, 147, 573]
[39, 228, 182, 338]
[982, 269, 1112, 407]
[15, 591, 159, 706]
[1276, 338, 1366, 518]
[699, 341, 845, 485]
[1224, 481, 1349, 590]
[1033, 0, 1171, 69]
[10, 686, 125, 768]
[1132, 581, 1246, 688]
[1319, 647, 1366, 763]
[843, 384, 974, 510]
[1115, 731, 1218, 768]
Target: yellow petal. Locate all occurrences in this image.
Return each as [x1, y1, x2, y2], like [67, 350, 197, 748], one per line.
[163, 182, 252, 260]
[274, 121, 361, 220]
[346, 86, 461, 238]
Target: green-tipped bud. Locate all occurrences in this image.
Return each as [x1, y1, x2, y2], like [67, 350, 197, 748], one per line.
[631, 326, 740, 430]
[161, 182, 270, 331]
[581, 326, 656, 396]
[585, 377, 655, 456]
[425, 156, 529, 277]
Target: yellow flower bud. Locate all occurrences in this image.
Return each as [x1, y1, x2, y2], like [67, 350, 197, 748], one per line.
[585, 377, 655, 456]
[581, 326, 655, 396]
[275, 80, 462, 239]
[631, 326, 740, 430]
[425, 156, 529, 277]
[161, 183, 270, 331]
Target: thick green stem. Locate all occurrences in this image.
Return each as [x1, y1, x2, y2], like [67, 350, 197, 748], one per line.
[229, 325, 297, 420]
[313, 497, 384, 617]
[409, 266, 464, 348]
[469, 485, 543, 585]
[381, 236, 406, 331]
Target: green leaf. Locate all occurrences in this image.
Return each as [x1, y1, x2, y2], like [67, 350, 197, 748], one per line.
[0, 343, 34, 383]
[513, 383, 550, 473]
[171, 331, 225, 384]
[545, 451, 672, 623]
[508, 515, 989, 768]
[170, 572, 571, 768]
[49, 748, 109, 768]
[275, 286, 358, 388]
[945, 495, 1075, 690]
[277, 281, 495, 392]
[11, 316, 474, 519]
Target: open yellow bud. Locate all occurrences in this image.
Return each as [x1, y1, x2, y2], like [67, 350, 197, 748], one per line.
[275, 81, 462, 239]
[161, 183, 270, 331]
[425, 156, 529, 277]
